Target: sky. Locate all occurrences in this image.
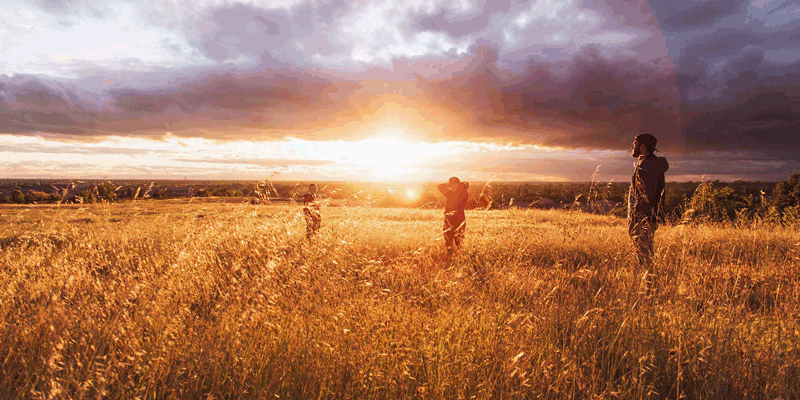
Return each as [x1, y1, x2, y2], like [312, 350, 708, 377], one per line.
[1, 0, 799, 182]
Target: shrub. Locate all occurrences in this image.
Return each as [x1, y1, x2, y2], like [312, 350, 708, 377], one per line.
[11, 189, 25, 204]
[686, 181, 743, 222]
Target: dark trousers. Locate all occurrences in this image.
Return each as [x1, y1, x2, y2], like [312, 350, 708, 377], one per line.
[443, 217, 465, 250]
[629, 216, 656, 268]
[304, 210, 321, 237]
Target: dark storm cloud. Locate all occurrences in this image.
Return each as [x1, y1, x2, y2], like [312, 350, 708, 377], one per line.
[0, 70, 352, 138]
[190, 4, 297, 64]
[642, 0, 800, 155]
[682, 30, 764, 59]
[102, 70, 354, 137]
[415, 45, 682, 150]
[411, 0, 516, 38]
[0, 43, 683, 150]
[670, 153, 799, 179]
[291, 0, 350, 30]
[683, 77, 800, 149]
[672, 50, 800, 151]
[0, 75, 100, 135]
[177, 158, 335, 167]
[657, 0, 746, 29]
[0, 142, 169, 155]
[177, 2, 353, 68]
[4, 0, 799, 161]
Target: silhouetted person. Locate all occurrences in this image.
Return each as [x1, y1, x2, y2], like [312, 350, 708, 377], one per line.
[438, 177, 469, 257]
[303, 183, 321, 238]
[628, 134, 669, 269]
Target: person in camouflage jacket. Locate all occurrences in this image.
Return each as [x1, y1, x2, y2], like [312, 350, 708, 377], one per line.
[628, 134, 669, 269]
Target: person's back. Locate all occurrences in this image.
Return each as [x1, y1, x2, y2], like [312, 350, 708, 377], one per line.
[443, 184, 469, 221]
[437, 177, 469, 256]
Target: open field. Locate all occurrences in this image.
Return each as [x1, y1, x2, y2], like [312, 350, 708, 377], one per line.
[2, 199, 799, 399]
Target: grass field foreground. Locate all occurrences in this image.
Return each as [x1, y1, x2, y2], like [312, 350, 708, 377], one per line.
[1, 200, 799, 399]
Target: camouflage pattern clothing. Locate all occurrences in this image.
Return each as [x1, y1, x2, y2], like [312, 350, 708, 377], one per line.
[628, 154, 669, 268]
[303, 193, 321, 237]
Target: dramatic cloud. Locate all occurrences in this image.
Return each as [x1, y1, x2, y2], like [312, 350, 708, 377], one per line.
[2, 0, 800, 180]
[0, 49, 684, 150]
[658, 0, 747, 30]
[642, 0, 800, 158]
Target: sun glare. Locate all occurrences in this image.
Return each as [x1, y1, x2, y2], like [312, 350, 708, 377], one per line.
[340, 135, 429, 178]
[404, 188, 419, 200]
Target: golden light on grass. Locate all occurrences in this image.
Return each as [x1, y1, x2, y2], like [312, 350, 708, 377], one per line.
[2, 199, 799, 398]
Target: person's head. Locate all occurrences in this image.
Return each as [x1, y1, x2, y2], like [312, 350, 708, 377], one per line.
[448, 176, 460, 189]
[309, 183, 317, 194]
[632, 133, 658, 158]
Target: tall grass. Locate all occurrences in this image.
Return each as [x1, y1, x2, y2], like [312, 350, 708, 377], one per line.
[1, 200, 798, 399]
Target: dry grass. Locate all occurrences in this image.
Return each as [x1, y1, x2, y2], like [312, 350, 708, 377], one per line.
[1, 199, 799, 399]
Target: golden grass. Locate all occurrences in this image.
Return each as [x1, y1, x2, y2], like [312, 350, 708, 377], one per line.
[1, 199, 799, 399]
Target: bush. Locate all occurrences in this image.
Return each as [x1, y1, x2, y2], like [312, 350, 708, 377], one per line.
[11, 189, 25, 204]
[685, 181, 744, 222]
[769, 173, 800, 213]
[783, 205, 800, 225]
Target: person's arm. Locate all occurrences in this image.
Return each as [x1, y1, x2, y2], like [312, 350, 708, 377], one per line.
[437, 183, 449, 195]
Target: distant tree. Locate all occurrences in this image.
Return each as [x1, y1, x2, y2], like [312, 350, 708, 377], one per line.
[662, 188, 691, 221]
[96, 182, 118, 202]
[769, 173, 800, 213]
[686, 181, 744, 222]
[764, 173, 800, 223]
[78, 189, 96, 203]
[12, 189, 25, 204]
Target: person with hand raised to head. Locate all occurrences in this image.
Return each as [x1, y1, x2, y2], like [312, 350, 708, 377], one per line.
[437, 177, 470, 258]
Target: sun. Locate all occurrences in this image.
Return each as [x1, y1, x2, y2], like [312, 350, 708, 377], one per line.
[344, 134, 427, 179]
[404, 188, 419, 200]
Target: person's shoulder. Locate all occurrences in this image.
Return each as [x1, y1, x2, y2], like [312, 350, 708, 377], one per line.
[641, 155, 669, 174]
[304, 193, 314, 201]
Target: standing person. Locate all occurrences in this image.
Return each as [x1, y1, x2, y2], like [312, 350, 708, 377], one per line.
[437, 177, 470, 257]
[303, 183, 322, 238]
[628, 134, 669, 269]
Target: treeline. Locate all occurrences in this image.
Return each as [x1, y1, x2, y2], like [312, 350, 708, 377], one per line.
[680, 174, 800, 224]
[3, 175, 800, 223]
[480, 177, 800, 223]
